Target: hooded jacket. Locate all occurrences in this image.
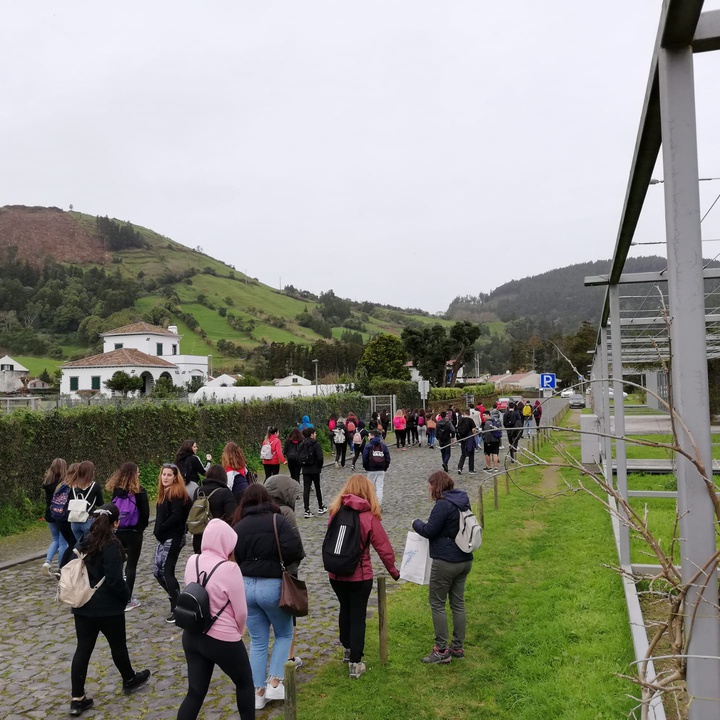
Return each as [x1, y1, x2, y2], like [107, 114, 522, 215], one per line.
[298, 415, 314, 431]
[327, 494, 399, 582]
[264, 474, 305, 574]
[413, 488, 475, 563]
[183, 519, 248, 642]
[435, 418, 456, 445]
[362, 436, 391, 471]
[176, 450, 207, 487]
[192, 477, 237, 524]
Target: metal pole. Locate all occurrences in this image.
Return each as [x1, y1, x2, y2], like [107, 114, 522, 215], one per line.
[599, 328, 613, 483]
[609, 284, 631, 567]
[312, 359, 318, 396]
[659, 45, 720, 716]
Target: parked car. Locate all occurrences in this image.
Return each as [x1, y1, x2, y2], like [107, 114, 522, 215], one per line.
[608, 389, 628, 399]
[510, 395, 524, 405]
[560, 388, 574, 398]
[496, 397, 510, 411]
[568, 394, 586, 409]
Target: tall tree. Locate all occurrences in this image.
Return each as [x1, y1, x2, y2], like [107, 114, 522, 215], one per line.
[357, 334, 410, 381]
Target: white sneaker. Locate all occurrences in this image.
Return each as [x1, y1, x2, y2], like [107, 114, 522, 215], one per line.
[349, 661, 367, 679]
[125, 598, 141, 612]
[255, 691, 268, 710]
[265, 681, 285, 701]
[41, 562, 52, 577]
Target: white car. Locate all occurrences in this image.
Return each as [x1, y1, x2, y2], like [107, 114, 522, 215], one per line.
[560, 388, 574, 398]
[608, 389, 628, 399]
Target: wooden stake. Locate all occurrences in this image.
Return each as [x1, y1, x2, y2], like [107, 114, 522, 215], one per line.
[378, 576, 388, 665]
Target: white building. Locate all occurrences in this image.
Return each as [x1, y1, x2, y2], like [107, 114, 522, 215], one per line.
[60, 322, 209, 397]
[0, 355, 29, 393]
[273, 374, 312, 387]
[205, 373, 242, 388]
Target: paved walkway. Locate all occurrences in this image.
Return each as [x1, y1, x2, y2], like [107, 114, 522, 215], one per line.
[0, 424, 547, 720]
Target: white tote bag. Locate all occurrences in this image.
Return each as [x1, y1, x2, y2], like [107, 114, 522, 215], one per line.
[400, 531, 432, 585]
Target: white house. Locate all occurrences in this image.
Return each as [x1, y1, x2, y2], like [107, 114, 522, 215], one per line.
[60, 322, 209, 397]
[0, 355, 29, 393]
[487, 371, 542, 392]
[205, 373, 242, 388]
[273, 374, 312, 387]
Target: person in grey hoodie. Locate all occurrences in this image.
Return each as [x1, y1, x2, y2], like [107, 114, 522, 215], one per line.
[412, 470, 474, 664]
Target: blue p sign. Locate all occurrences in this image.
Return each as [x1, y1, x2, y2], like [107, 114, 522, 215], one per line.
[540, 373, 556, 389]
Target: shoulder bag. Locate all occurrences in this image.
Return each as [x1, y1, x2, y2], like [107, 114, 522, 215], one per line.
[272, 514, 308, 617]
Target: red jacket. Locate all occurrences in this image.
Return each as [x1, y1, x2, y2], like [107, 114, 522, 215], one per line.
[261, 436, 285, 466]
[327, 494, 399, 582]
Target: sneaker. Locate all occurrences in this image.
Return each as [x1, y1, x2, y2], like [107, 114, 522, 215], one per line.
[53, 571, 61, 581]
[69, 697, 94, 716]
[41, 561, 52, 577]
[348, 661, 367, 679]
[484, 467, 492, 472]
[125, 597, 141, 612]
[317, 506, 327, 515]
[449, 648, 465, 659]
[165, 612, 176, 624]
[255, 691, 268, 710]
[342, 647, 351, 663]
[304, 510, 313, 519]
[290, 655, 303, 668]
[350, 465, 356, 471]
[422, 646, 452, 664]
[265, 681, 285, 701]
[457, 470, 462, 475]
[442, 464, 448, 472]
[468, 470, 478, 475]
[334, 461, 339, 468]
[123, 669, 151, 692]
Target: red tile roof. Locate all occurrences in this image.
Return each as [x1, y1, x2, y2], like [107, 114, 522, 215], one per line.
[62, 348, 177, 369]
[100, 322, 177, 337]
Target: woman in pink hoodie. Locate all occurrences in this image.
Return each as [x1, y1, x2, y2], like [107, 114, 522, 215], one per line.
[326, 474, 400, 680]
[177, 519, 254, 720]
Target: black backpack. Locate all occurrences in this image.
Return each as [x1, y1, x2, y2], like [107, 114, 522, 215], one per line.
[368, 442, 386, 470]
[297, 439, 313, 467]
[174, 556, 230, 634]
[322, 506, 367, 576]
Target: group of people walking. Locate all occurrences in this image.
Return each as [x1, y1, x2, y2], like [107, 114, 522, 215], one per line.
[40, 405, 489, 718]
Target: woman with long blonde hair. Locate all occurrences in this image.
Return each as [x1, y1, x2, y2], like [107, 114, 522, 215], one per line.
[325, 474, 400, 680]
[153, 463, 191, 623]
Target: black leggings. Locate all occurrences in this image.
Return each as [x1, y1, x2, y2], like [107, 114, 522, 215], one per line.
[330, 578, 373, 663]
[287, 459, 301, 481]
[303, 473, 324, 512]
[263, 464, 280, 480]
[72, 613, 135, 697]
[116, 530, 143, 597]
[396, 429, 406, 448]
[58, 520, 78, 568]
[178, 632, 254, 720]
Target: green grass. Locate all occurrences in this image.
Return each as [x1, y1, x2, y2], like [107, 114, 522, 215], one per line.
[13, 356, 62, 376]
[624, 433, 720, 460]
[296, 453, 634, 718]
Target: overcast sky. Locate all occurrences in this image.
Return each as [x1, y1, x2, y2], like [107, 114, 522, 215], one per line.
[3, 1, 720, 313]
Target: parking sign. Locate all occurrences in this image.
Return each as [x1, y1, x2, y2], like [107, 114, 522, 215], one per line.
[539, 373, 556, 389]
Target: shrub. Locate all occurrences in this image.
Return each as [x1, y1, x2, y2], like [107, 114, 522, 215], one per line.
[369, 378, 420, 409]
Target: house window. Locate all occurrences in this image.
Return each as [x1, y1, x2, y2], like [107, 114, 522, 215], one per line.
[0, 363, 12, 371]
[91, 376, 101, 391]
[114, 343, 123, 350]
[156, 343, 163, 356]
[69, 377, 79, 391]
[172, 344, 178, 355]
[292, 377, 298, 384]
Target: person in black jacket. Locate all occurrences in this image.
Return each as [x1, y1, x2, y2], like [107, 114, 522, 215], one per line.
[503, 402, 523, 463]
[456, 408, 478, 475]
[283, 428, 304, 482]
[412, 471, 474, 664]
[232, 485, 304, 710]
[435, 411, 457, 472]
[176, 439, 211, 498]
[153, 463, 191, 623]
[68, 503, 150, 716]
[106, 462, 150, 611]
[191, 464, 237, 553]
[300, 428, 326, 518]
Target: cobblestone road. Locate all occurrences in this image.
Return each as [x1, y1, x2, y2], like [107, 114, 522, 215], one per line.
[0, 421, 551, 719]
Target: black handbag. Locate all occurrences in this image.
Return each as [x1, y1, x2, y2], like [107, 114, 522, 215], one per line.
[272, 514, 309, 617]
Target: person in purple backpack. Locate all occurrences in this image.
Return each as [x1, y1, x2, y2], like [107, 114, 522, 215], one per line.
[106, 462, 150, 612]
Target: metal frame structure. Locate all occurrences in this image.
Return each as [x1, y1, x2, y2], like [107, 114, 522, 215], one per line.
[585, 2, 720, 717]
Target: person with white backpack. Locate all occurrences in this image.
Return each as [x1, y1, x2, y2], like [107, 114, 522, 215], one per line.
[66, 503, 150, 716]
[61, 461, 104, 568]
[260, 426, 286, 480]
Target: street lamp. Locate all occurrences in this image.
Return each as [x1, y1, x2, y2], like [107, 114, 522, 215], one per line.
[312, 359, 319, 396]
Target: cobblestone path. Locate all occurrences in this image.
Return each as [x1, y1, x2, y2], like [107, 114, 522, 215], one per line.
[0, 424, 549, 719]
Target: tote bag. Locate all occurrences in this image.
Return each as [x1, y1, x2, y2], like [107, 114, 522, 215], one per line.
[400, 531, 432, 585]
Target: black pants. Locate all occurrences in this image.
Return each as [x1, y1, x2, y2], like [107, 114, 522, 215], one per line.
[440, 445, 452, 470]
[458, 447, 475, 472]
[330, 578, 373, 663]
[58, 520, 78, 568]
[508, 429, 522, 458]
[178, 632, 254, 720]
[408, 427, 418, 445]
[396, 429, 406, 448]
[351, 444, 362, 467]
[72, 613, 135, 697]
[116, 530, 143, 597]
[335, 442, 347, 466]
[263, 464, 280, 480]
[287, 459, 301, 481]
[303, 473, 324, 512]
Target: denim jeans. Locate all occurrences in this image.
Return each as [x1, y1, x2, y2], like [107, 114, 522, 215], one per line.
[243, 576, 294, 688]
[427, 428, 436, 447]
[71, 517, 95, 542]
[46, 521, 68, 565]
[367, 471, 385, 505]
[440, 445, 451, 469]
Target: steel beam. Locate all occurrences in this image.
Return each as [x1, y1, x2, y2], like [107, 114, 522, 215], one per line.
[693, 9, 720, 53]
[659, 44, 720, 716]
[586, 267, 720, 287]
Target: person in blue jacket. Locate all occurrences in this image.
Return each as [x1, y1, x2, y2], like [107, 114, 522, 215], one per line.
[412, 470, 474, 664]
[298, 415, 314, 431]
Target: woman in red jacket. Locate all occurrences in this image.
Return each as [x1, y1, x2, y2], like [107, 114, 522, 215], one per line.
[260, 427, 286, 480]
[326, 474, 400, 679]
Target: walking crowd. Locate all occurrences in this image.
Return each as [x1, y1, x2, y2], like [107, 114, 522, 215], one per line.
[40, 399, 539, 718]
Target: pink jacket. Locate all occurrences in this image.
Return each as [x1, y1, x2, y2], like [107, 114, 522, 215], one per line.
[327, 494, 400, 582]
[393, 416, 406, 431]
[261, 435, 285, 466]
[183, 519, 247, 642]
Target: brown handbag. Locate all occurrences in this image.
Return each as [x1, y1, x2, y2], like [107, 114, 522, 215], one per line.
[272, 514, 309, 617]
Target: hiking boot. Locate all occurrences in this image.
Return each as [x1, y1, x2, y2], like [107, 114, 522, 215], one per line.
[449, 647, 465, 659]
[342, 647, 351, 663]
[349, 661, 366, 679]
[422, 646, 451, 664]
[304, 510, 313, 519]
[123, 669, 151, 692]
[69, 697, 94, 716]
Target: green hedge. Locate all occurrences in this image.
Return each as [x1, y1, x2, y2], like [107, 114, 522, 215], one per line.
[0, 394, 369, 526]
[428, 383, 495, 401]
[369, 378, 421, 410]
